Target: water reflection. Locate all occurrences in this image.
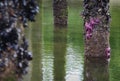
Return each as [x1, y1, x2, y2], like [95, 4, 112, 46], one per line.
[22, 1, 120, 81]
[65, 42, 83, 81]
[83, 58, 110, 81]
[31, 21, 42, 81]
[22, 1, 43, 81]
[30, 4, 43, 80]
[53, 26, 67, 81]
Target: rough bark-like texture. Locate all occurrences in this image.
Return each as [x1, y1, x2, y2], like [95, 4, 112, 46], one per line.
[53, 0, 68, 26]
[83, 58, 109, 81]
[82, 0, 111, 58]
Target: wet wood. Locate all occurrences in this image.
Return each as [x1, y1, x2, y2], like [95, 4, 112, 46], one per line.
[83, 58, 109, 81]
[53, 0, 68, 26]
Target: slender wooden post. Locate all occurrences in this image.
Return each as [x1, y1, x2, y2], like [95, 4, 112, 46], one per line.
[53, 0, 68, 26]
[82, 0, 111, 58]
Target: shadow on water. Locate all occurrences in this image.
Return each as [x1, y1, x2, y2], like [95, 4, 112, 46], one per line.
[53, 26, 67, 81]
[83, 58, 110, 81]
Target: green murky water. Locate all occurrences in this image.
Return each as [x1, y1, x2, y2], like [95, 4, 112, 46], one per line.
[23, 1, 120, 81]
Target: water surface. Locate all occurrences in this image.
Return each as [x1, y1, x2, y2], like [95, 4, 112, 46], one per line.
[23, 1, 120, 81]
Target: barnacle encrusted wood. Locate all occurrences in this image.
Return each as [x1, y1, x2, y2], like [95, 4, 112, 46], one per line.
[0, 0, 39, 80]
[53, 0, 68, 26]
[82, 0, 111, 58]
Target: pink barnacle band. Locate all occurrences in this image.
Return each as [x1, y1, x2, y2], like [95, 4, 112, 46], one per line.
[105, 47, 111, 58]
[85, 17, 100, 40]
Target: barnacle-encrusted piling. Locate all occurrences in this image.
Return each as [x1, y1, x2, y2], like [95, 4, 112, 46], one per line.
[0, 0, 39, 81]
[82, 0, 111, 58]
[53, 0, 68, 26]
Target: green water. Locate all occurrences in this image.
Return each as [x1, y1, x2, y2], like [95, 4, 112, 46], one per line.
[23, 1, 120, 81]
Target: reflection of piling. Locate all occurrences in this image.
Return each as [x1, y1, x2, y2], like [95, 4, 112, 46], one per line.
[53, 0, 68, 26]
[31, 37, 42, 81]
[53, 26, 67, 81]
[31, 1, 42, 81]
[83, 58, 110, 81]
[82, 0, 111, 58]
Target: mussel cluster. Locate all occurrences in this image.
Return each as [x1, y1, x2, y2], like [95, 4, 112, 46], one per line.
[0, 0, 38, 77]
[18, 0, 39, 27]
